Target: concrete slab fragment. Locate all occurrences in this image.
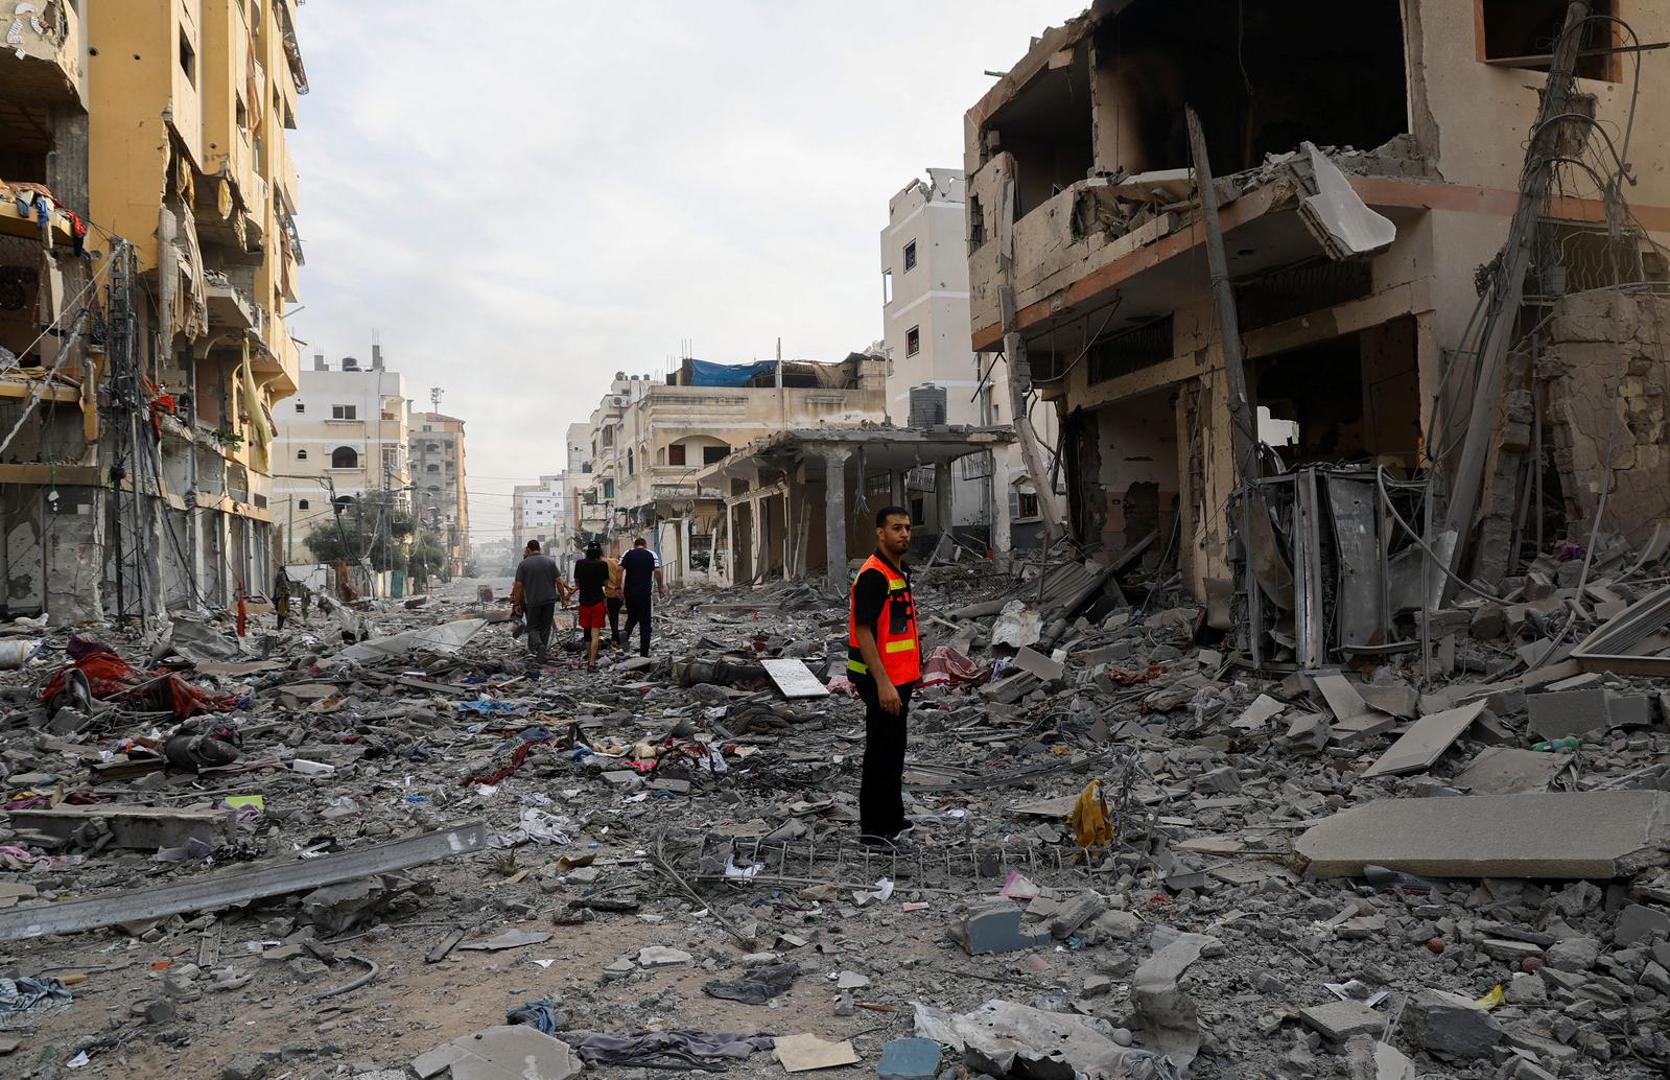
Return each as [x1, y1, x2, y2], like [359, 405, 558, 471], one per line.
[1294, 792, 1670, 879]
[1313, 673, 1371, 721]
[1299, 1000, 1386, 1042]
[1359, 683, 1418, 720]
[1452, 747, 1571, 795]
[412, 1025, 581, 1080]
[1235, 693, 1286, 730]
[1361, 700, 1488, 778]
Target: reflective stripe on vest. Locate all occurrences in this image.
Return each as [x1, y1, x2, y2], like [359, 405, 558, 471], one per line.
[847, 552, 921, 685]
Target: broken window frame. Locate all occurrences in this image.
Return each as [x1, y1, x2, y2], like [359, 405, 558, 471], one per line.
[906, 325, 921, 357]
[903, 240, 918, 272]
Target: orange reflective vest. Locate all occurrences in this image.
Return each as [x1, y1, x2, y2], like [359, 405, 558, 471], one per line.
[847, 552, 921, 686]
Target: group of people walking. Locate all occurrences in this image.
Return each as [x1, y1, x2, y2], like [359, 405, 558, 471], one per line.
[509, 505, 923, 852]
[509, 536, 664, 668]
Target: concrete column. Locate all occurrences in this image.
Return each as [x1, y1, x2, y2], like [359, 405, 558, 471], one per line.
[681, 516, 693, 580]
[724, 502, 736, 586]
[823, 449, 852, 586]
[889, 470, 905, 507]
[751, 496, 766, 584]
[992, 455, 1014, 560]
[934, 461, 954, 545]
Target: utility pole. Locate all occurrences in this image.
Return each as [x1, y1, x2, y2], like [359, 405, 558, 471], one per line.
[1185, 105, 1258, 484]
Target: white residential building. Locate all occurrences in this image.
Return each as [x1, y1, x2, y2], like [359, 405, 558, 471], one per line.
[881, 169, 1056, 547]
[272, 346, 410, 562]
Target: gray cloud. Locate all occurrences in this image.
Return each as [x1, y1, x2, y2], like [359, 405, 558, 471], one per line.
[288, 0, 1074, 540]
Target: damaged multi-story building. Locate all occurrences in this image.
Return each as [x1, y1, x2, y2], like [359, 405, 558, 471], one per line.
[407, 408, 470, 578]
[582, 355, 889, 584]
[966, 0, 1670, 618]
[2, 1, 306, 621]
[882, 168, 1060, 552]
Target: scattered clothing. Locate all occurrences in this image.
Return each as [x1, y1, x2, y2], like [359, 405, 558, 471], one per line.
[702, 963, 799, 1005]
[0, 976, 72, 1016]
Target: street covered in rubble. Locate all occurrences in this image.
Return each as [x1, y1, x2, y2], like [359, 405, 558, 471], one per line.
[1, 543, 1669, 1079]
[5, 0, 1670, 1078]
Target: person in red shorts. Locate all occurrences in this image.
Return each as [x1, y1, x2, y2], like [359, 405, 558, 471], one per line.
[571, 542, 610, 671]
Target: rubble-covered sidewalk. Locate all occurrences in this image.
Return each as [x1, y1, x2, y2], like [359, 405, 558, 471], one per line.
[0, 547, 1668, 1080]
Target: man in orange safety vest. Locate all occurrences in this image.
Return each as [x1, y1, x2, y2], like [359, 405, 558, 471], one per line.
[847, 505, 922, 846]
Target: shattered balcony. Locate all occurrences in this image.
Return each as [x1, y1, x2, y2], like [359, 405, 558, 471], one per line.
[968, 141, 1425, 354]
[0, 0, 85, 110]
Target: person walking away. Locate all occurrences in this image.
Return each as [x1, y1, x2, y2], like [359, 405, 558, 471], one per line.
[274, 568, 290, 631]
[604, 551, 625, 647]
[571, 542, 610, 670]
[847, 507, 920, 846]
[510, 541, 567, 662]
[619, 536, 664, 658]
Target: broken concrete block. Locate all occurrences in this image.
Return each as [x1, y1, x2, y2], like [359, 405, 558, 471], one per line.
[981, 670, 1039, 705]
[1009, 646, 1064, 683]
[412, 1025, 581, 1080]
[876, 1037, 941, 1080]
[1278, 713, 1330, 754]
[1417, 608, 1473, 639]
[1404, 988, 1502, 1060]
[1361, 700, 1488, 778]
[299, 877, 393, 935]
[222, 1053, 268, 1080]
[1294, 791, 1670, 879]
[1526, 688, 1612, 740]
[1298, 1000, 1387, 1042]
[636, 945, 692, 967]
[1543, 934, 1600, 972]
[1048, 892, 1105, 940]
[951, 903, 1048, 955]
[1343, 1035, 1415, 1080]
[7, 804, 236, 852]
[1469, 603, 1507, 640]
[1615, 903, 1670, 946]
[1608, 693, 1654, 729]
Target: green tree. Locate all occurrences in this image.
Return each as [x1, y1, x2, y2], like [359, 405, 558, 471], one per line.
[301, 497, 416, 572]
[407, 529, 447, 584]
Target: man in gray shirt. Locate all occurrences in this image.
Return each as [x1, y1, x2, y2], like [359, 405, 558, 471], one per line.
[510, 541, 568, 662]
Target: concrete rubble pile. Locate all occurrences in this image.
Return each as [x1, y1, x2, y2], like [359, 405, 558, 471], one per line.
[0, 538, 1666, 1080]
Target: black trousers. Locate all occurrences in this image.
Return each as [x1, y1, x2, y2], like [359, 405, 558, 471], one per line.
[622, 594, 652, 656]
[525, 601, 556, 659]
[855, 676, 913, 839]
[606, 597, 624, 642]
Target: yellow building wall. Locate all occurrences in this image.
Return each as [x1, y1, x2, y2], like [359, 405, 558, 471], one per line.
[85, 5, 173, 269]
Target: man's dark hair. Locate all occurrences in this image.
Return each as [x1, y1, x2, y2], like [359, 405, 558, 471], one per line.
[633, 537, 647, 547]
[525, 540, 540, 553]
[875, 506, 911, 528]
[585, 543, 602, 558]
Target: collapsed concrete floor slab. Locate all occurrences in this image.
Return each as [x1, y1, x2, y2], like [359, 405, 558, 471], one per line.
[1294, 792, 1670, 880]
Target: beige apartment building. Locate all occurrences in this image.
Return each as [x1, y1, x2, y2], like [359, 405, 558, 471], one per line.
[409, 410, 470, 577]
[966, 0, 1670, 612]
[272, 347, 409, 562]
[881, 168, 1058, 550]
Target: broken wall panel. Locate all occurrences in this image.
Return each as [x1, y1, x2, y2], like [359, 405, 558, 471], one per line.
[1545, 291, 1670, 546]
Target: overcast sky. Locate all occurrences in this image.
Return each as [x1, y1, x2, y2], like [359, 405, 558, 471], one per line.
[288, 1, 1075, 546]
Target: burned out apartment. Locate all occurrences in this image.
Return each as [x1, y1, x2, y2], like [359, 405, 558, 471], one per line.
[968, 0, 1670, 649]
